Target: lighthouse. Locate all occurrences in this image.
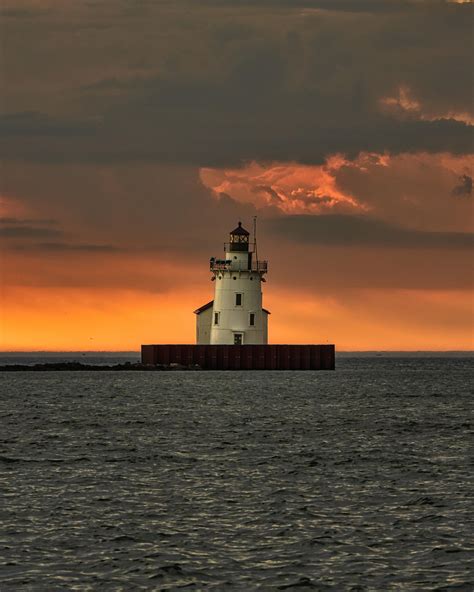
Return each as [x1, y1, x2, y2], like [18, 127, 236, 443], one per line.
[143, 220, 335, 368]
[194, 221, 270, 345]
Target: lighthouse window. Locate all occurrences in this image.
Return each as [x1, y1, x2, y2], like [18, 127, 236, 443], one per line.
[214, 312, 220, 325]
[235, 293, 242, 306]
[249, 313, 255, 326]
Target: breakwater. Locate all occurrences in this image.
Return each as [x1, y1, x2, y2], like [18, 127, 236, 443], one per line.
[0, 362, 197, 372]
[142, 344, 335, 370]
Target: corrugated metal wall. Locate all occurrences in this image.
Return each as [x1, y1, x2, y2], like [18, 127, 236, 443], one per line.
[141, 344, 335, 370]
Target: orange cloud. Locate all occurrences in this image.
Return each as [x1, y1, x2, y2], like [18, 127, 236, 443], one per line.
[200, 156, 370, 215]
[201, 152, 473, 232]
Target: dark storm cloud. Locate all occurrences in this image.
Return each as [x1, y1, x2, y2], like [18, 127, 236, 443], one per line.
[452, 175, 472, 197]
[0, 6, 51, 18]
[1, 108, 470, 166]
[10, 242, 121, 253]
[0, 112, 96, 137]
[0, 217, 63, 240]
[0, 225, 63, 239]
[0, 217, 118, 252]
[197, 0, 429, 12]
[266, 214, 474, 249]
[0, 217, 58, 226]
[0, 0, 472, 165]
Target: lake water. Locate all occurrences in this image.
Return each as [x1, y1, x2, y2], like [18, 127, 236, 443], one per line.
[1, 357, 473, 590]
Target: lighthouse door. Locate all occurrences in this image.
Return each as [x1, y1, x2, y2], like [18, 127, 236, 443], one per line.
[234, 333, 243, 345]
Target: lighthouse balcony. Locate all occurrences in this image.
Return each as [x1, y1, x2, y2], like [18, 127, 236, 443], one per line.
[210, 259, 268, 273]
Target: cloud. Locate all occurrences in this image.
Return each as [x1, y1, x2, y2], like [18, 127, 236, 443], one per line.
[1, 160, 471, 298]
[1, 111, 471, 166]
[0, 225, 62, 239]
[184, 0, 461, 12]
[0, 216, 58, 226]
[0, 112, 97, 137]
[380, 86, 474, 125]
[0, 216, 63, 241]
[254, 185, 285, 204]
[0, 6, 52, 19]
[0, 162, 258, 256]
[266, 214, 474, 249]
[452, 174, 472, 197]
[201, 153, 474, 233]
[11, 242, 121, 253]
[0, 217, 118, 252]
[201, 159, 363, 213]
[0, 0, 472, 165]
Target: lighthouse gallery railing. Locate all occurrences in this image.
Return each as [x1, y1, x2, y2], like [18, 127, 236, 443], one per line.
[210, 259, 268, 273]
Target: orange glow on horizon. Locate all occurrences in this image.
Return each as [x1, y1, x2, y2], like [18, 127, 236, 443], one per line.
[1, 286, 472, 352]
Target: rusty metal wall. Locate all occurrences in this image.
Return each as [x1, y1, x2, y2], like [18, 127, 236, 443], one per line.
[142, 344, 335, 370]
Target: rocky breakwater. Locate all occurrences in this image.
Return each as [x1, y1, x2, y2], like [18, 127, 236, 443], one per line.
[0, 362, 202, 372]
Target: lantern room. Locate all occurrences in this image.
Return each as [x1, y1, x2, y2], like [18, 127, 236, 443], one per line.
[229, 222, 250, 252]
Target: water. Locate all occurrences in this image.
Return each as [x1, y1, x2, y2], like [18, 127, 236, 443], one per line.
[1, 358, 473, 590]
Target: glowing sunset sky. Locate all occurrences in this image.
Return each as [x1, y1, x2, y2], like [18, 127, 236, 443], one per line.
[0, 0, 473, 351]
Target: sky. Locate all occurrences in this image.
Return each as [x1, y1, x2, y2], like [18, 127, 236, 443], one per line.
[0, 0, 473, 351]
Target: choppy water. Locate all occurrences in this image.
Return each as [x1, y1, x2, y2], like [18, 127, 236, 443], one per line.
[1, 358, 473, 591]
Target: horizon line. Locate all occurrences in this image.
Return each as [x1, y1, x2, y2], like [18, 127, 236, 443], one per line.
[1, 349, 473, 354]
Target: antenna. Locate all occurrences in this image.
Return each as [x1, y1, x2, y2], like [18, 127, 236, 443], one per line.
[253, 215, 258, 262]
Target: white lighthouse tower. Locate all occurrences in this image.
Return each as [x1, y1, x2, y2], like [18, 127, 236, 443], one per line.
[194, 221, 269, 345]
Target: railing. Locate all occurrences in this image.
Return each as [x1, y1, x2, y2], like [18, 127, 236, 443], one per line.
[210, 259, 268, 273]
[210, 260, 231, 271]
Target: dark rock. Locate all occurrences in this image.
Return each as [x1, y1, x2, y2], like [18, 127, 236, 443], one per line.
[0, 362, 203, 372]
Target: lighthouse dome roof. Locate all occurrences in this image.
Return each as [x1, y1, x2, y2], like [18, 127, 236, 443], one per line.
[230, 221, 249, 236]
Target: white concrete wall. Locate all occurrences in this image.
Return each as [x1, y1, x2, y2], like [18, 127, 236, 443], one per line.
[196, 306, 212, 344]
[210, 250, 267, 345]
[228, 251, 250, 271]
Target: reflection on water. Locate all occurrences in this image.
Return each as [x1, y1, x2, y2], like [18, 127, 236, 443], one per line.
[0, 358, 473, 590]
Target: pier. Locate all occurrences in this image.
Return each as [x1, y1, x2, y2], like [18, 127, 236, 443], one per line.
[141, 344, 335, 370]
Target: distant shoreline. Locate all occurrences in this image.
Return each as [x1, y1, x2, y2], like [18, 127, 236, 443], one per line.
[1, 350, 473, 354]
[0, 362, 199, 372]
[1, 355, 473, 372]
